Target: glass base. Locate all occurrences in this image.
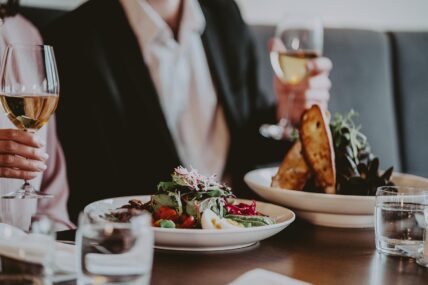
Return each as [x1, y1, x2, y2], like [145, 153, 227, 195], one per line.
[416, 255, 428, 268]
[259, 123, 296, 141]
[417, 255, 428, 267]
[416, 246, 428, 267]
[1, 182, 53, 199]
[376, 239, 422, 257]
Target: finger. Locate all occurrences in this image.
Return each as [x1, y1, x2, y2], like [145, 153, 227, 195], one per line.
[307, 57, 333, 74]
[305, 89, 330, 102]
[0, 141, 48, 161]
[0, 167, 38, 180]
[308, 74, 332, 90]
[0, 129, 44, 147]
[319, 102, 328, 112]
[305, 100, 328, 111]
[0, 154, 47, 171]
[290, 91, 330, 108]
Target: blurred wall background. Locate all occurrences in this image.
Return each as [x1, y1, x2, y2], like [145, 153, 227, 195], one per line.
[21, 0, 428, 31]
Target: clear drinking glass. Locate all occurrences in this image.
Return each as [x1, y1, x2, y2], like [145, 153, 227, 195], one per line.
[30, 214, 56, 277]
[76, 211, 154, 285]
[375, 186, 428, 257]
[416, 208, 428, 267]
[0, 214, 56, 284]
[0, 44, 59, 199]
[259, 15, 323, 140]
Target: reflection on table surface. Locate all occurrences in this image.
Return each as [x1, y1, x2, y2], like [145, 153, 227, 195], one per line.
[1, 219, 428, 285]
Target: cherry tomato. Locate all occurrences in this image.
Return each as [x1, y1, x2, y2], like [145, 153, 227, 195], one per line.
[154, 206, 178, 221]
[179, 215, 195, 228]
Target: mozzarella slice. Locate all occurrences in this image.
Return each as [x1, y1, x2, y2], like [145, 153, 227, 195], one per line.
[201, 209, 244, 230]
[201, 209, 222, 229]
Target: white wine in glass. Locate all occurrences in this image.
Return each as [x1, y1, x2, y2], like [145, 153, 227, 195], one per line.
[0, 45, 60, 199]
[270, 50, 320, 85]
[260, 15, 323, 140]
[0, 94, 58, 131]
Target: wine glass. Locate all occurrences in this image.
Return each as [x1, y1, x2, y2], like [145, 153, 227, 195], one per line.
[0, 44, 59, 199]
[259, 15, 323, 140]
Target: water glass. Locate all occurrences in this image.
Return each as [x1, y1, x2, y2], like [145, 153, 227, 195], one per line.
[0, 215, 55, 284]
[30, 214, 56, 277]
[76, 211, 154, 285]
[375, 186, 428, 257]
[416, 208, 428, 267]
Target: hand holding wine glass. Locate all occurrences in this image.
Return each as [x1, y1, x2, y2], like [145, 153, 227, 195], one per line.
[0, 129, 48, 179]
[260, 15, 331, 140]
[0, 45, 59, 198]
[274, 56, 332, 125]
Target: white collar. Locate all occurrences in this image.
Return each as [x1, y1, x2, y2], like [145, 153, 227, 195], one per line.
[122, 0, 206, 46]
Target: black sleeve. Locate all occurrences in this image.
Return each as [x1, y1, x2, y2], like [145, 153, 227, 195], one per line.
[228, 1, 292, 167]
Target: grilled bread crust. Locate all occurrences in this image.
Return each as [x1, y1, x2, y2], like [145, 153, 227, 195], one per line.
[299, 105, 336, 194]
[271, 140, 311, 190]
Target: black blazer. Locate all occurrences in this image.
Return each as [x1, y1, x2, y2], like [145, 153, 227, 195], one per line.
[43, 0, 289, 222]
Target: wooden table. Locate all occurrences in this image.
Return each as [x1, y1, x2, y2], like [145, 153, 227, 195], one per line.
[149, 220, 428, 285]
[2, 219, 428, 285]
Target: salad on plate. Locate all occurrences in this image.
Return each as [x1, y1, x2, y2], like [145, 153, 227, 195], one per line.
[104, 167, 275, 229]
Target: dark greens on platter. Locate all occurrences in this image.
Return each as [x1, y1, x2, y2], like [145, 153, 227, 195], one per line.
[304, 110, 394, 195]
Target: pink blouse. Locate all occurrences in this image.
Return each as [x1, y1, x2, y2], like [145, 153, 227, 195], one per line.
[0, 14, 73, 230]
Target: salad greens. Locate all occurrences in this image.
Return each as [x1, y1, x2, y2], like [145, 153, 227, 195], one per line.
[106, 166, 275, 229]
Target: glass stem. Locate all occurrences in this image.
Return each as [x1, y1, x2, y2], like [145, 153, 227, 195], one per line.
[286, 91, 296, 125]
[22, 129, 35, 192]
[279, 91, 296, 129]
[21, 179, 32, 193]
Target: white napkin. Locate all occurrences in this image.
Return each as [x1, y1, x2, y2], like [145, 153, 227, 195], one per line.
[0, 223, 76, 273]
[228, 269, 312, 285]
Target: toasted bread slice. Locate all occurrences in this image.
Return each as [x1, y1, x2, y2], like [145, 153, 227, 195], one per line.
[300, 105, 336, 194]
[271, 140, 311, 190]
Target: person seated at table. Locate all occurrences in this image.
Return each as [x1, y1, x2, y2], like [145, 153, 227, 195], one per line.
[0, 0, 72, 230]
[43, 0, 332, 222]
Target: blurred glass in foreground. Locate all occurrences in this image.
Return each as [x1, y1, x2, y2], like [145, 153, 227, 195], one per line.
[76, 211, 153, 285]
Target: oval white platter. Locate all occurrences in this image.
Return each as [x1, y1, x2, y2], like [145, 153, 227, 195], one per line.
[84, 196, 295, 251]
[244, 167, 428, 228]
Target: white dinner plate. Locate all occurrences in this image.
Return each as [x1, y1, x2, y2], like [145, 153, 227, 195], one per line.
[244, 167, 428, 228]
[84, 196, 295, 251]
